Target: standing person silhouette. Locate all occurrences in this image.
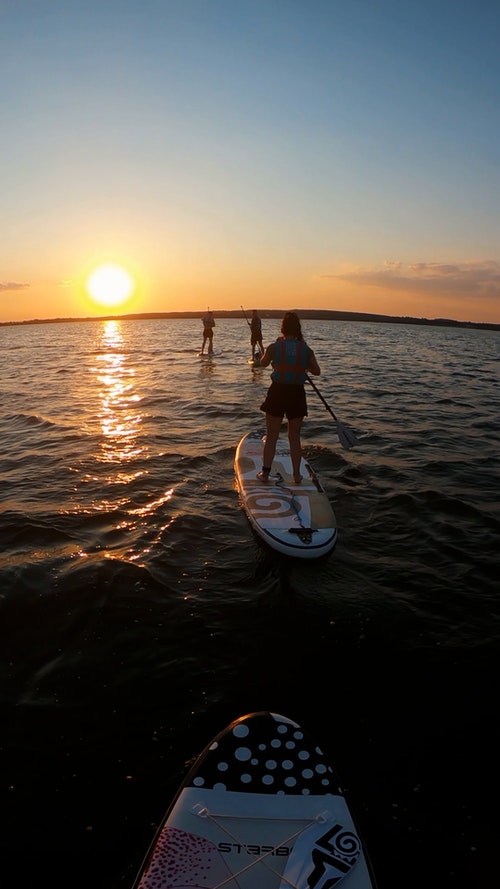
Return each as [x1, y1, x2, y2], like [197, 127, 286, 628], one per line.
[201, 309, 215, 355]
[250, 309, 264, 360]
[258, 311, 320, 484]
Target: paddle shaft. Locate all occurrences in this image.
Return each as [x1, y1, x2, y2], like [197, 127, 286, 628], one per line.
[305, 374, 338, 421]
[241, 305, 251, 327]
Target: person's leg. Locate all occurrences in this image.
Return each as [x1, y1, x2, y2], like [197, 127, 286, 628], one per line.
[208, 331, 213, 354]
[287, 416, 303, 483]
[258, 414, 282, 478]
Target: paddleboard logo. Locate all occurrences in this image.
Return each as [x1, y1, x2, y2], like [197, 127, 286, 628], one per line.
[307, 824, 361, 888]
[218, 842, 291, 856]
[284, 821, 361, 889]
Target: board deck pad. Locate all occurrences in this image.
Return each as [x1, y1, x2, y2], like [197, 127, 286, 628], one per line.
[234, 430, 337, 558]
[133, 712, 376, 889]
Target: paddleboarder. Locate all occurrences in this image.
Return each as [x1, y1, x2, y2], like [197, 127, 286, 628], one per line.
[250, 309, 264, 360]
[258, 311, 320, 484]
[200, 309, 215, 354]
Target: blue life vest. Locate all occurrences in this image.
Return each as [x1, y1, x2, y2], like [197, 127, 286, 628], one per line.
[270, 339, 309, 384]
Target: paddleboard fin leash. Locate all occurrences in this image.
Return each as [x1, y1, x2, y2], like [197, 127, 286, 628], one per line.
[305, 462, 324, 493]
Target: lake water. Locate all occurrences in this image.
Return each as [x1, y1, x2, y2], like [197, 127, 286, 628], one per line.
[1, 316, 499, 888]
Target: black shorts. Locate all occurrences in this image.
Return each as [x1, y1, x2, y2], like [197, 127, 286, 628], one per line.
[260, 382, 307, 420]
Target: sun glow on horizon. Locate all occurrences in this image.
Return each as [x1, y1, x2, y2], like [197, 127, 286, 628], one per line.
[85, 263, 136, 308]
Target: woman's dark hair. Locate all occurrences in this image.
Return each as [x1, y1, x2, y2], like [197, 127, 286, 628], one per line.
[281, 311, 303, 340]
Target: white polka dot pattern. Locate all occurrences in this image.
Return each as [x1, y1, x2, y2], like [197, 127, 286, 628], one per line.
[184, 712, 341, 795]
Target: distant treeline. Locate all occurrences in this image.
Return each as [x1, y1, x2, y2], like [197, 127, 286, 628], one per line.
[2, 309, 499, 332]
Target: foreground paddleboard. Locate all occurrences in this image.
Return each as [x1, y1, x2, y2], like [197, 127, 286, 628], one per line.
[235, 430, 337, 558]
[133, 711, 376, 889]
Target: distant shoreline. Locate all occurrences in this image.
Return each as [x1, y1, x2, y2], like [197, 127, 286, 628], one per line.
[1, 308, 499, 332]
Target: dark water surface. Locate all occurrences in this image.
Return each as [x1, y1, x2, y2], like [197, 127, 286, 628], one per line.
[1, 317, 499, 888]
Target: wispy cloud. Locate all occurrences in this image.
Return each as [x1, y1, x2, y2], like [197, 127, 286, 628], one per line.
[320, 260, 500, 297]
[0, 281, 29, 292]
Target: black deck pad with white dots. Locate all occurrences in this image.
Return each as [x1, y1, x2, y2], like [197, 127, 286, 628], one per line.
[133, 711, 376, 889]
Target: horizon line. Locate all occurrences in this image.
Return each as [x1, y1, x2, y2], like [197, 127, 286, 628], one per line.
[1, 308, 499, 332]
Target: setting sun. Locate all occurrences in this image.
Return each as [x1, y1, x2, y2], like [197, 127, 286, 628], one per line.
[85, 263, 135, 308]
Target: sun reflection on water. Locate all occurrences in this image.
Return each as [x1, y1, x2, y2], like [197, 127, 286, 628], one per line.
[93, 320, 143, 467]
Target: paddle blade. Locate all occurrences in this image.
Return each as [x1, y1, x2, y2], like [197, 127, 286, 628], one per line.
[337, 419, 359, 449]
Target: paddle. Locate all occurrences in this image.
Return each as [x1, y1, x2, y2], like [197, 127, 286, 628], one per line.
[241, 305, 251, 327]
[306, 374, 359, 449]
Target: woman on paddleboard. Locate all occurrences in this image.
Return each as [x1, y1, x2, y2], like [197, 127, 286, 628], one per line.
[250, 309, 264, 360]
[200, 309, 215, 354]
[258, 311, 320, 484]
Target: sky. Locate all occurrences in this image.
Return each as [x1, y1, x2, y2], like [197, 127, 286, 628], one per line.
[1, 0, 500, 324]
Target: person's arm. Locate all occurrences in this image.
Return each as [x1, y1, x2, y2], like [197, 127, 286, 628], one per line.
[260, 343, 274, 367]
[307, 348, 320, 376]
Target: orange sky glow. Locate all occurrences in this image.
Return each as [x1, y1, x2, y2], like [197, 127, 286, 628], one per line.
[1, 258, 499, 325]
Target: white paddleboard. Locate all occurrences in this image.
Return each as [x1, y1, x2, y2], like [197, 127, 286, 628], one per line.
[132, 711, 377, 889]
[247, 351, 263, 367]
[235, 430, 337, 558]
